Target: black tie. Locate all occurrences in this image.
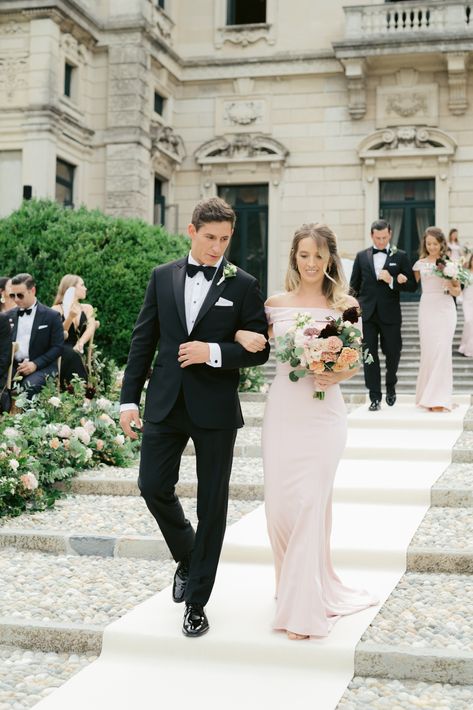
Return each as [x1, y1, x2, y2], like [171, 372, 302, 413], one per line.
[18, 308, 32, 317]
[373, 248, 387, 255]
[186, 263, 217, 281]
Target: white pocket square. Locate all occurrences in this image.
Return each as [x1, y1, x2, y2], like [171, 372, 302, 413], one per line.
[38, 324, 48, 330]
[389, 262, 397, 266]
[215, 297, 233, 307]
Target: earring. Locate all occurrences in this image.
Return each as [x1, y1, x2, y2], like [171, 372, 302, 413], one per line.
[0, 296, 4, 304]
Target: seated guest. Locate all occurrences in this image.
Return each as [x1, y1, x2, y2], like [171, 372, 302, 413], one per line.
[0, 277, 16, 313]
[52, 274, 96, 391]
[0, 311, 12, 413]
[9, 273, 64, 398]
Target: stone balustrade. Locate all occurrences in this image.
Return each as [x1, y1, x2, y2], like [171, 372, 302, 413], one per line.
[344, 1, 471, 39]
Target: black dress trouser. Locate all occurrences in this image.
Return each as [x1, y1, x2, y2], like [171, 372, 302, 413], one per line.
[138, 390, 237, 606]
[363, 313, 402, 402]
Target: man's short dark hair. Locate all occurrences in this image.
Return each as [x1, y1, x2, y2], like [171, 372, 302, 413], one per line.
[370, 219, 392, 234]
[191, 197, 236, 231]
[11, 273, 35, 289]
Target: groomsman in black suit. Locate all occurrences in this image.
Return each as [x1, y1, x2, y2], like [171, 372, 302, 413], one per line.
[350, 219, 417, 411]
[120, 197, 270, 637]
[9, 273, 64, 397]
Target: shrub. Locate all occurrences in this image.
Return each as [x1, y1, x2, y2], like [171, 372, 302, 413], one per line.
[0, 200, 189, 364]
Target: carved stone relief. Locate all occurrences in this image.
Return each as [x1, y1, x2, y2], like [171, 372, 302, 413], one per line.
[376, 85, 438, 128]
[0, 56, 28, 100]
[216, 98, 268, 133]
[151, 123, 185, 164]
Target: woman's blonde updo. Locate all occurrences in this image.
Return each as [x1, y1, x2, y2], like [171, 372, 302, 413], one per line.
[285, 223, 349, 310]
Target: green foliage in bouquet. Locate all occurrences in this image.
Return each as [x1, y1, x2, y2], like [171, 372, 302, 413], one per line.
[238, 366, 267, 393]
[0, 377, 138, 518]
[0, 199, 189, 364]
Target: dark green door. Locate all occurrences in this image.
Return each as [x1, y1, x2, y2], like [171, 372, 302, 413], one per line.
[379, 179, 435, 264]
[218, 184, 268, 295]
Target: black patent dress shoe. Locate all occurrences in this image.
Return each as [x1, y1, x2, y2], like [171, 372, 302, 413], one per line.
[172, 561, 189, 604]
[182, 603, 209, 637]
[386, 393, 397, 407]
[369, 400, 381, 411]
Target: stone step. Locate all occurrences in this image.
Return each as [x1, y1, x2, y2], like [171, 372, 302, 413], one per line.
[61, 457, 264, 501]
[408, 506, 473, 573]
[0, 646, 97, 708]
[355, 572, 473, 685]
[432, 463, 473, 507]
[0, 495, 260, 560]
[0, 549, 175, 655]
[337, 675, 473, 709]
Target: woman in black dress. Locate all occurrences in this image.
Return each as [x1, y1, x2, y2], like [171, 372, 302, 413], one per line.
[52, 275, 96, 391]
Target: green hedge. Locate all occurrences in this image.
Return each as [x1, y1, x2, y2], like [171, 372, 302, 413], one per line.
[0, 200, 189, 364]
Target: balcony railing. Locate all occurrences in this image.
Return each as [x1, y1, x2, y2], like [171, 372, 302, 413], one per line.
[344, 1, 471, 39]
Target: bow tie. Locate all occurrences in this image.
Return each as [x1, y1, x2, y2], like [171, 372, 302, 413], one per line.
[373, 248, 388, 255]
[186, 263, 217, 281]
[18, 308, 33, 317]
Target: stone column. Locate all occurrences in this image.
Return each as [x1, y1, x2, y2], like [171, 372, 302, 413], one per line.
[22, 18, 60, 199]
[104, 34, 151, 219]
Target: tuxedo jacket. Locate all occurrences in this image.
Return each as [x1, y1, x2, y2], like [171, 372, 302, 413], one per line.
[120, 257, 270, 429]
[10, 302, 64, 370]
[349, 247, 417, 324]
[0, 312, 12, 385]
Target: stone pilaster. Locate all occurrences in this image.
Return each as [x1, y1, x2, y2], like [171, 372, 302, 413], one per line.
[104, 35, 151, 219]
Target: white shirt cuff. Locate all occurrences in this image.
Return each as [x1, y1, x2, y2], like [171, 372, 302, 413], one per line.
[120, 403, 139, 412]
[207, 343, 222, 368]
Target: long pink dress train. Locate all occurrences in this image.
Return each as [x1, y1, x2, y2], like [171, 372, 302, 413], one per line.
[262, 306, 378, 637]
[459, 282, 473, 357]
[413, 260, 456, 410]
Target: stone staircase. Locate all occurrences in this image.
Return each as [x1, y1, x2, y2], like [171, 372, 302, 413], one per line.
[263, 302, 473, 394]
[1, 398, 473, 706]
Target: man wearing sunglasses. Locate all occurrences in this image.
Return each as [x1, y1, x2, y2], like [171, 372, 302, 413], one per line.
[9, 273, 64, 397]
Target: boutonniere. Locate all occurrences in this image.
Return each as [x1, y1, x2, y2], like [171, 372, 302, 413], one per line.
[217, 262, 237, 286]
[389, 245, 398, 256]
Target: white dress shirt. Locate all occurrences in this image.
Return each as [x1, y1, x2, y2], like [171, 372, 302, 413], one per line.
[120, 254, 223, 412]
[15, 301, 38, 361]
[373, 245, 393, 289]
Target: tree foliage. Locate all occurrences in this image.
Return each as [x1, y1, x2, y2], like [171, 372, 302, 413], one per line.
[0, 200, 189, 363]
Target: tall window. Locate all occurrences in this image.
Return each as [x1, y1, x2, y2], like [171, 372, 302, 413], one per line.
[56, 159, 75, 207]
[227, 0, 266, 25]
[154, 178, 166, 226]
[157, 0, 165, 8]
[154, 91, 165, 116]
[64, 62, 75, 98]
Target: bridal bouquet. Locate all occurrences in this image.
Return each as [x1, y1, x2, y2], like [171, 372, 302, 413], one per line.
[275, 307, 372, 400]
[434, 257, 471, 287]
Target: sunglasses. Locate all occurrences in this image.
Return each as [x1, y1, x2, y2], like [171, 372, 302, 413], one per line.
[10, 293, 25, 300]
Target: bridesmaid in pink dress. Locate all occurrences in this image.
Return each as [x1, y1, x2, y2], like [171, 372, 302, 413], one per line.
[413, 227, 460, 412]
[459, 253, 473, 357]
[235, 223, 377, 640]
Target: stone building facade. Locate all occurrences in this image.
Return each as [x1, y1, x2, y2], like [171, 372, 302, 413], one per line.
[0, 0, 472, 294]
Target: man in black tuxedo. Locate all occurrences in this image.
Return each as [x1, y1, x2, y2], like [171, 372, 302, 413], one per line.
[350, 219, 416, 411]
[9, 273, 64, 397]
[0, 312, 12, 412]
[120, 197, 270, 637]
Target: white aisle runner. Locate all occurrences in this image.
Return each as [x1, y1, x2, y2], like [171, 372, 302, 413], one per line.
[35, 395, 469, 710]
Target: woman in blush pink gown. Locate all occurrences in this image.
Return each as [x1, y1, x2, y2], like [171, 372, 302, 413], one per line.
[459, 254, 473, 357]
[413, 227, 460, 412]
[235, 223, 378, 640]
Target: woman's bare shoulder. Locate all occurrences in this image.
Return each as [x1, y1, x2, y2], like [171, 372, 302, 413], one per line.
[344, 295, 359, 308]
[82, 303, 94, 315]
[265, 292, 290, 308]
